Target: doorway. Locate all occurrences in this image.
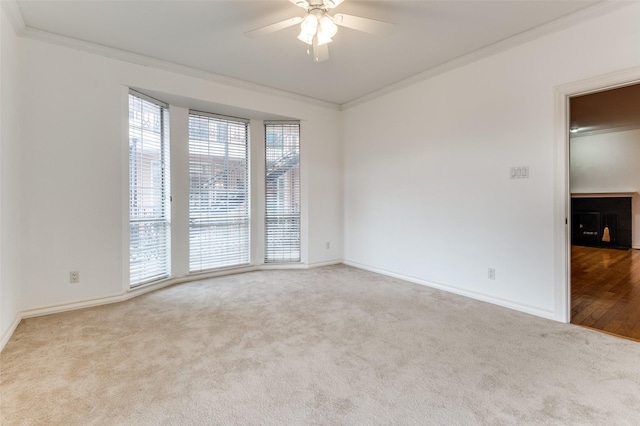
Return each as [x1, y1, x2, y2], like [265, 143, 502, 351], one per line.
[568, 83, 640, 341]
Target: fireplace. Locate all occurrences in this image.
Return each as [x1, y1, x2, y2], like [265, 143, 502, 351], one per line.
[571, 194, 633, 250]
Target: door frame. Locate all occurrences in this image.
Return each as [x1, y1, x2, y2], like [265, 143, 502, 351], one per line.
[554, 66, 640, 323]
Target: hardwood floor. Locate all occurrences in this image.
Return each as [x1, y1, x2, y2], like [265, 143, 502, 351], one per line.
[571, 245, 640, 341]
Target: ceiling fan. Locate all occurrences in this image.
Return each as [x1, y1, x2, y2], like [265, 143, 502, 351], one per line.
[244, 0, 395, 62]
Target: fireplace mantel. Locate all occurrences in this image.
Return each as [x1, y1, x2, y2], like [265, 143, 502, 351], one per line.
[571, 192, 637, 198]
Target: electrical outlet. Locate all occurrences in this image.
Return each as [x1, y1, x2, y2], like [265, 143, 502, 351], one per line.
[488, 268, 496, 280]
[70, 270, 80, 283]
[326, 241, 331, 250]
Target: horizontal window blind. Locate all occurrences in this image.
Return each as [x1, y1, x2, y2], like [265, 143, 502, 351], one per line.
[265, 122, 300, 263]
[189, 112, 250, 272]
[129, 92, 171, 286]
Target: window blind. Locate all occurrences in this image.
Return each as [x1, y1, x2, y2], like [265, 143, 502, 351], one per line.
[129, 92, 171, 286]
[265, 122, 300, 263]
[188, 112, 250, 272]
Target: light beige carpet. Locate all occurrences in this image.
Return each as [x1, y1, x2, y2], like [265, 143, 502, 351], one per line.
[1, 265, 640, 425]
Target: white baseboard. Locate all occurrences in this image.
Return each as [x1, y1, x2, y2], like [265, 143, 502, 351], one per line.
[343, 259, 557, 321]
[19, 262, 342, 319]
[20, 291, 129, 320]
[0, 314, 22, 352]
[9, 258, 554, 351]
[633, 245, 640, 250]
[258, 263, 309, 270]
[171, 265, 259, 285]
[306, 259, 342, 268]
[2, 261, 344, 351]
[259, 259, 342, 270]
[20, 265, 262, 322]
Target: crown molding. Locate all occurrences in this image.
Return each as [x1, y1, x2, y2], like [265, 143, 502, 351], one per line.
[19, 27, 340, 111]
[341, 1, 634, 110]
[9, 1, 633, 111]
[1, 0, 25, 33]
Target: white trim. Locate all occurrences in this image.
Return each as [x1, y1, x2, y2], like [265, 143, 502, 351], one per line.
[259, 263, 310, 270]
[0, 0, 25, 33]
[129, 88, 168, 108]
[10, 3, 627, 111]
[571, 192, 638, 198]
[260, 259, 341, 270]
[0, 314, 22, 352]
[185, 265, 258, 281]
[9, 260, 342, 333]
[553, 66, 640, 324]
[18, 270, 254, 322]
[344, 260, 556, 321]
[341, 1, 632, 110]
[250, 119, 266, 266]
[121, 86, 131, 293]
[18, 28, 340, 111]
[553, 86, 571, 323]
[299, 124, 309, 265]
[306, 259, 342, 268]
[633, 246, 640, 250]
[128, 276, 178, 294]
[20, 292, 127, 320]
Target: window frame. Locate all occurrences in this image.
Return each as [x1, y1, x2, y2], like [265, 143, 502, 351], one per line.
[128, 90, 171, 287]
[187, 110, 251, 273]
[264, 121, 301, 263]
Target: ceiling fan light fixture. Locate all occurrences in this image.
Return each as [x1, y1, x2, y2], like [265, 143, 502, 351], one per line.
[316, 23, 335, 45]
[298, 13, 337, 46]
[300, 13, 318, 38]
[297, 30, 314, 45]
[247, 0, 394, 62]
[319, 15, 338, 38]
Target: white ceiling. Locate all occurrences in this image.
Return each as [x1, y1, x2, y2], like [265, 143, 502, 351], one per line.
[16, 0, 602, 105]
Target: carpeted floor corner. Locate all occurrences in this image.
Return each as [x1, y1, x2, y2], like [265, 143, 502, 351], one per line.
[2, 265, 639, 425]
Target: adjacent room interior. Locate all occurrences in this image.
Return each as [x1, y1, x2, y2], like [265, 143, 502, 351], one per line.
[1, 0, 640, 423]
[569, 83, 640, 341]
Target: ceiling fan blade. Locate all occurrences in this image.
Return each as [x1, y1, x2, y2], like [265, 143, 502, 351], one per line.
[332, 13, 394, 35]
[323, 0, 344, 9]
[313, 40, 329, 62]
[244, 16, 303, 38]
[289, 0, 309, 9]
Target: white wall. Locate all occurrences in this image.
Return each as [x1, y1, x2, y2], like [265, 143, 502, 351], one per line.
[570, 128, 640, 248]
[342, 4, 640, 319]
[8, 1, 640, 335]
[0, 6, 22, 345]
[18, 36, 342, 311]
